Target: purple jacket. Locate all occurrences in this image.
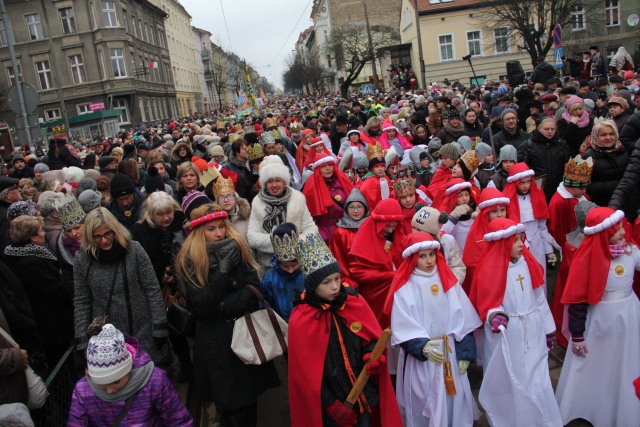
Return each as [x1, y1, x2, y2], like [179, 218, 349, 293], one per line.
[68, 337, 193, 427]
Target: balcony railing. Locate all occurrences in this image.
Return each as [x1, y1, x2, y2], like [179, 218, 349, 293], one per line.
[201, 50, 210, 60]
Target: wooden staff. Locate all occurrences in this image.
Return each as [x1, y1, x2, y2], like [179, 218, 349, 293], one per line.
[344, 329, 392, 410]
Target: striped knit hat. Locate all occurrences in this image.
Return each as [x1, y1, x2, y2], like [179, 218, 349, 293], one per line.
[86, 324, 132, 385]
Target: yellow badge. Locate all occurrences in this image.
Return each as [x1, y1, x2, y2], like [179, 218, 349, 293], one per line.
[430, 284, 439, 295]
[350, 322, 362, 333]
[124, 210, 132, 218]
[334, 194, 342, 202]
[615, 265, 625, 276]
[384, 242, 391, 253]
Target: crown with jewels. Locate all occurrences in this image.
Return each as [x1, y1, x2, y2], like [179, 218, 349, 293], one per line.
[54, 193, 86, 229]
[394, 178, 415, 197]
[365, 141, 385, 162]
[271, 129, 282, 141]
[296, 233, 337, 277]
[213, 176, 235, 198]
[243, 125, 255, 135]
[271, 228, 299, 263]
[246, 143, 265, 162]
[260, 131, 276, 147]
[563, 155, 593, 187]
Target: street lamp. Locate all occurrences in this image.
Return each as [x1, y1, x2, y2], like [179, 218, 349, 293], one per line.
[462, 54, 479, 87]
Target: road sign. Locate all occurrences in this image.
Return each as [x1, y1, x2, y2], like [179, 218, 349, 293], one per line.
[361, 84, 373, 95]
[553, 24, 562, 48]
[555, 48, 563, 68]
[6, 82, 38, 115]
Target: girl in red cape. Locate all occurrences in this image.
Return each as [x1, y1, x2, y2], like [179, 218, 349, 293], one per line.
[295, 129, 315, 173]
[394, 177, 427, 237]
[349, 198, 405, 328]
[440, 179, 477, 253]
[303, 153, 354, 243]
[288, 233, 402, 427]
[556, 207, 640, 426]
[426, 143, 459, 203]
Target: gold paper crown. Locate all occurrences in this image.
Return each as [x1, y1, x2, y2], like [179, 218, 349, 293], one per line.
[393, 178, 415, 197]
[365, 141, 385, 162]
[296, 233, 336, 277]
[271, 227, 299, 262]
[265, 117, 277, 129]
[213, 176, 235, 198]
[563, 155, 593, 187]
[271, 129, 282, 141]
[228, 133, 241, 144]
[460, 150, 482, 173]
[232, 124, 243, 133]
[246, 143, 265, 162]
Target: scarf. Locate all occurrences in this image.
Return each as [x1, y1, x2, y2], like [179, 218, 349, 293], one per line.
[95, 243, 128, 264]
[562, 110, 590, 128]
[259, 186, 292, 233]
[63, 236, 81, 256]
[205, 238, 238, 270]
[589, 137, 621, 154]
[87, 361, 154, 402]
[4, 244, 57, 261]
[442, 120, 465, 139]
[610, 241, 628, 259]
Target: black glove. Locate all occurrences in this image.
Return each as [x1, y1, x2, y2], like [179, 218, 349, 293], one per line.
[561, 56, 566, 61]
[218, 247, 242, 276]
[153, 336, 168, 349]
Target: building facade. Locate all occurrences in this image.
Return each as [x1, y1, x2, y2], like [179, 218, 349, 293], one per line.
[0, 0, 177, 144]
[192, 26, 215, 112]
[310, 0, 337, 92]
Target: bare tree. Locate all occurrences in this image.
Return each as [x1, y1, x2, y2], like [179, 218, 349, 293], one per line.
[323, 23, 399, 97]
[473, 0, 601, 67]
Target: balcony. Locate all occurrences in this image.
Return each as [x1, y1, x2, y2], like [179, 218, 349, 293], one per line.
[204, 70, 213, 81]
[201, 50, 210, 60]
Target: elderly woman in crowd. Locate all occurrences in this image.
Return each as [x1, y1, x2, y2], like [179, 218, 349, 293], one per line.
[247, 155, 317, 271]
[73, 208, 168, 364]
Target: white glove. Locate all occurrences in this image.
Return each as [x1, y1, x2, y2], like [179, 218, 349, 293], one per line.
[458, 360, 470, 374]
[422, 340, 444, 365]
[471, 210, 479, 219]
[451, 204, 470, 219]
[546, 253, 557, 266]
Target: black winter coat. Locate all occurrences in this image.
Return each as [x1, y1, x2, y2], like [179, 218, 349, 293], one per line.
[609, 137, 640, 222]
[183, 239, 279, 411]
[582, 144, 629, 208]
[557, 117, 594, 157]
[47, 139, 82, 170]
[620, 111, 640, 152]
[493, 128, 530, 153]
[531, 62, 556, 84]
[517, 130, 570, 202]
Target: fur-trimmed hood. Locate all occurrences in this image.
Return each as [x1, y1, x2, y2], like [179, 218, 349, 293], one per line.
[171, 141, 193, 162]
[235, 196, 251, 221]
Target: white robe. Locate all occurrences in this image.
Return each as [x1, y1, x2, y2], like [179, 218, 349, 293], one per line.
[442, 218, 474, 253]
[391, 267, 481, 427]
[555, 246, 640, 427]
[480, 257, 562, 427]
[517, 193, 554, 291]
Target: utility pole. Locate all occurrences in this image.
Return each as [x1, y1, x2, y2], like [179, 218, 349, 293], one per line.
[362, 1, 379, 91]
[413, 0, 427, 89]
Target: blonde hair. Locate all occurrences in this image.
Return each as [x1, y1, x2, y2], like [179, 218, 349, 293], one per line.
[175, 203, 259, 289]
[81, 207, 132, 259]
[138, 192, 182, 228]
[176, 162, 201, 191]
[10, 215, 43, 246]
[569, 102, 583, 114]
[592, 118, 619, 141]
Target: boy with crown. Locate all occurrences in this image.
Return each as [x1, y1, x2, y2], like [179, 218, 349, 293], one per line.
[470, 218, 562, 427]
[548, 156, 593, 248]
[288, 234, 402, 427]
[360, 142, 395, 211]
[385, 233, 481, 426]
[556, 207, 640, 426]
[395, 176, 427, 237]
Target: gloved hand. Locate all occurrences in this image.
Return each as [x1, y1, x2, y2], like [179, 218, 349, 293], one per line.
[363, 353, 386, 376]
[561, 56, 566, 61]
[451, 204, 470, 219]
[546, 333, 557, 351]
[325, 400, 358, 427]
[546, 253, 557, 267]
[218, 247, 242, 275]
[153, 336, 168, 349]
[571, 341, 589, 358]
[458, 360, 470, 375]
[423, 340, 444, 365]
[490, 314, 508, 333]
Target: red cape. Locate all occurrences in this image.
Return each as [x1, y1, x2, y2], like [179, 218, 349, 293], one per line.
[288, 291, 402, 427]
[303, 166, 354, 218]
[329, 227, 359, 289]
[548, 192, 580, 248]
[503, 178, 549, 223]
[360, 176, 395, 212]
[426, 163, 452, 201]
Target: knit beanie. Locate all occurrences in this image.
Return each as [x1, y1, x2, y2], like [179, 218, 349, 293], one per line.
[411, 206, 449, 235]
[446, 107, 460, 120]
[7, 201, 37, 221]
[182, 190, 211, 220]
[438, 143, 460, 160]
[78, 190, 102, 213]
[98, 156, 116, 171]
[78, 178, 97, 196]
[109, 173, 135, 198]
[144, 166, 165, 194]
[86, 324, 133, 385]
[296, 233, 341, 292]
[500, 108, 518, 123]
[259, 155, 291, 186]
[84, 169, 101, 181]
[34, 163, 49, 173]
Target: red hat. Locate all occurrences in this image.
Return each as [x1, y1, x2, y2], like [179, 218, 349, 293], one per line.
[562, 208, 625, 305]
[469, 218, 544, 321]
[169, 122, 176, 130]
[384, 233, 458, 314]
[302, 153, 353, 217]
[463, 188, 510, 268]
[439, 178, 472, 213]
[503, 163, 549, 223]
[254, 124, 264, 136]
[191, 156, 208, 172]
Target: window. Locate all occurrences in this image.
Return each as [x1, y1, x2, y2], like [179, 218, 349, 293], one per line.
[145, 24, 150, 43]
[138, 20, 144, 41]
[130, 52, 136, 78]
[68, 54, 86, 84]
[98, 50, 106, 80]
[113, 99, 130, 124]
[44, 108, 61, 121]
[494, 27, 510, 54]
[157, 29, 165, 48]
[101, 1, 118, 28]
[438, 34, 454, 61]
[110, 48, 127, 78]
[139, 97, 146, 122]
[466, 30, 482, 57]
[7, 65, 23, 83]
[570, 4, 586, 31]
[77, 103, 91, 115]
[149, 26, 154, 45]
[122, 9, 127, 31]
[59, 7, 76, 34]
[35, 60, 53, 90]
[0, 20, 7, 46]
[605, 0, 619, 26]
[131, 16, 137, 37]
[25, 14, 44, 40]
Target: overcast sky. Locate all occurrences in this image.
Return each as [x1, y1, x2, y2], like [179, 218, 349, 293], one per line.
[180, 0, 314, 90]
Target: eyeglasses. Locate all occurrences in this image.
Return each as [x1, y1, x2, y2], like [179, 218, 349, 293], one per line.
[348, 205, 365, 211]
[93, 230, 114, 243]
[218, 194, 235, 202]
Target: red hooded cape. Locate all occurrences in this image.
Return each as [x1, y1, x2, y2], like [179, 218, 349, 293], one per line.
[303, 156, 354, 218]
[295, 129, 315, 172]
[438, 178, 472, 213]
[288, 290, 402, 427]
[502, 163, 549, 223]
[426, 163, 452, 201]
[360, 175, 395, 212]
[469, 218, 545, 321]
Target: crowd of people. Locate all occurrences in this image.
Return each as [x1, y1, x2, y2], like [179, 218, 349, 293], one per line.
[0, 51, 639, 426]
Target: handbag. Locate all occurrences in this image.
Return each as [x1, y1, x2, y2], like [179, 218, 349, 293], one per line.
[167, 298, 194, 336]
[231, 285, 288, 365]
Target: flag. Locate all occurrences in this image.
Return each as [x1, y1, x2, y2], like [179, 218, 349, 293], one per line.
[149, 61, 158, 69]
[236, 85, 247, 108]
[244, 62, 257, 110]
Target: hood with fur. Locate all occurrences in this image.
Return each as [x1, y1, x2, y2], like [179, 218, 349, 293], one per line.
[171, 141, 193, 162]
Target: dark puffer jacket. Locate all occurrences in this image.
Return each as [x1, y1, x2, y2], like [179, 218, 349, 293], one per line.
[582, 144, 629, 208]
[492, 128, 529, 153]
[557, 117, 594, 157]
[517, 130, 570, 202]
[619, 111, 640, 153]
[47, 138, 82, 170]
[608, 137, 640, 221]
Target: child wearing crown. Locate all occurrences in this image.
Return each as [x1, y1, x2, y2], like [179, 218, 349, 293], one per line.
[548, 156, 593, 248]
[360, 142, 395, 211]
[385, 233, 481, 426]
[556, 208, 640, 426]
[288, 234, 402, 427]
[395, 177, 427, 236]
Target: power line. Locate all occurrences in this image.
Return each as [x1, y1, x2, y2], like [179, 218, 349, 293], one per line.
[218, 0, 234, 52]
[268, 0, 313, 67]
